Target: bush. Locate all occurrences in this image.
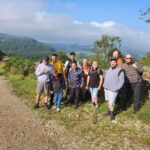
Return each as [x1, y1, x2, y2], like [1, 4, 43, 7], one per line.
[4, 56, 35, 76]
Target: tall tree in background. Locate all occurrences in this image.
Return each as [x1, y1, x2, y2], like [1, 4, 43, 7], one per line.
[94, 35, 121, 62]
[140, 8, 150, 23]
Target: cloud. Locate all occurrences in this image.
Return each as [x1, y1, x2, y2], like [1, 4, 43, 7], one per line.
[0, 0, 149, 51]
[90, 21, 116, 28]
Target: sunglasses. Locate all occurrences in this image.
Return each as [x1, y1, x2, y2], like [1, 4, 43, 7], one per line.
[126, 58, 132, 59]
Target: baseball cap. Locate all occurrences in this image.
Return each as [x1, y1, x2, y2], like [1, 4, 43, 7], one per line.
[110, 57, 117, 62]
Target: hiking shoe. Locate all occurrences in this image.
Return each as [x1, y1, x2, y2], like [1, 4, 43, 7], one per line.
[34, 103, 39, 109]
[110, 111, 115, 121]
[45, 103, 49, 110]
[104, 111, 110, 116]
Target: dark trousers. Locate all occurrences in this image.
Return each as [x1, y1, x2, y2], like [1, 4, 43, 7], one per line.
[68, 87, 81, 106]
[124, 82, 141, 112]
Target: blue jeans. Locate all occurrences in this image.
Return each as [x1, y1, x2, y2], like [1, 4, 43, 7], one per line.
[54, 92, 63, 108]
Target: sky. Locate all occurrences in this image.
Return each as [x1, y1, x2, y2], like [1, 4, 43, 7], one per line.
[0, 0, 150, 51]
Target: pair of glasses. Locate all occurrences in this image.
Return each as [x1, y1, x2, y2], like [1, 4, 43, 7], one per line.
[126, 58, 132, 59]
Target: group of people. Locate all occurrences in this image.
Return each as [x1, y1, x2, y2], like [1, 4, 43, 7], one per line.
[34, 50, 143, 121]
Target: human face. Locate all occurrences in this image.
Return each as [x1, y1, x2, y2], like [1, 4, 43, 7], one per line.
[113, 51, 119, 59]
[82, 59, 88, 66]
[70, 54, 75, 60]
[125, 55, 132, 63]
[110, 60, 117, 68]
[92, 61, 98, 69]
[43, 60, 49, 65]
[71, 63, 77, 70]
[51, 55, 57, 61]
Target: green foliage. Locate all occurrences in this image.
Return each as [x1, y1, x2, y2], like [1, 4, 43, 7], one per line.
[57, 51, 69, 63]
[139, 51, 150, 66]
[0, 50, 6, 61]
[88, 52, 109, 69]
[0, 33, 56, 58]
[4, 56, 35, 76]
[94, 35, 122, 61]
[140, 7, 150, 23]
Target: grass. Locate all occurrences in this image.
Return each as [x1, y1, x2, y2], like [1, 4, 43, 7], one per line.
[2, 72, 150, 149]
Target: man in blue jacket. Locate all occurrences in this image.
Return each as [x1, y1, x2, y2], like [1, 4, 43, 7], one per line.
[103, 57, 124, 121]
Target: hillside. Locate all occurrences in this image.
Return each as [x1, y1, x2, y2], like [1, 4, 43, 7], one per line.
[0, 33, 56, 58]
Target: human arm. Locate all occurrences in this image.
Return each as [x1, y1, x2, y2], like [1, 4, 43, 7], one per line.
[35, 64, 45, 76]
[116, 70, 125, 91]
[133, 63, 144, 75]
[98, 74, 103, 90]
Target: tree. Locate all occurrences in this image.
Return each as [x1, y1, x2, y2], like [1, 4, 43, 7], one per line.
[94, 35, 121, 62]
[0, 50, 6, 61]
[57, 51, 69, 63]
[140, 8, 150, 23]
[139, 51, 150, 66]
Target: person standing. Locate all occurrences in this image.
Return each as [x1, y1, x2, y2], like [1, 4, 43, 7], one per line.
[64, 52, 80, 98]
[50, 53, 63, 105]
[34, 56, 54, 109]
[113, 50, 123, 67]
[81, 58, 91, 100]
[49, 72, 66, 112]
[64, 52, 80, 78]
[68, 62, 84, 109]
[50, 53, 63, 76]
[86, 61, 103, 108]
[122, 54, 143, 113]
[103, 57, 124, 121]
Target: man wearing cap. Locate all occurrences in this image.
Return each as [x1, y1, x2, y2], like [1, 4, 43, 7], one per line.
[103, 57, 124, 121]
[122, 54, 143, 113]
[34, 56, 54, 109]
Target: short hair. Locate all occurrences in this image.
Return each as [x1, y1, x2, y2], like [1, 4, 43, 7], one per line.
[43, 56, 49, 62]
[51, 53, 58, 57]
[110, 57, 117, 62]
[70, 52, 75, 56]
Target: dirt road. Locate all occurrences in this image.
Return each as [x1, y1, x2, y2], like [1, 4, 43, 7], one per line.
[0, 77, 88, 150]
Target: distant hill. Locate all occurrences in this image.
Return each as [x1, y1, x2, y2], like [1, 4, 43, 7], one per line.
[0, 33, 56, 58]
[50, 43, 93, 52]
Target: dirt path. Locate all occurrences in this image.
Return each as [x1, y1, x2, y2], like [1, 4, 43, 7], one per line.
[0, 77, 88, 150]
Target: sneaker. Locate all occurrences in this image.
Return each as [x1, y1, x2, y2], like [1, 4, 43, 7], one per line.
[95, 104, 99, 109]
[104, 111, 110, 116]
[110, 111, 115, 121]
[56, 108, 60, 112]
[90, 103, 95, 107]
[53, 106, 57, 109]
[34, 103, 39, 109]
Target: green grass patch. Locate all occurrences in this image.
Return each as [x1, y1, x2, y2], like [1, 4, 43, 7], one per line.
[4, 73, 150, 149]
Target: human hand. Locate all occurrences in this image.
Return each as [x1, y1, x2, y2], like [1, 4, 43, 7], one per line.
[132, 63, 137, 68]
[98, 86, 101, 91]
[50, 91, 53, 94]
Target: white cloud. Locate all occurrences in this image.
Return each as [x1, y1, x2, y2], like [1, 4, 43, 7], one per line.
[0, 0, 149, 51]
[90, 21, 116, 28]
